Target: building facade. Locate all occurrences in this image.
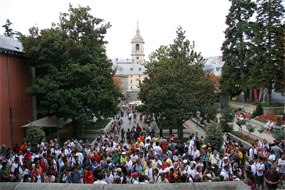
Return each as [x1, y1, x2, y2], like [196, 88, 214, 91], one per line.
[0, 35, 34, 147]
[113, 24, 147, 102]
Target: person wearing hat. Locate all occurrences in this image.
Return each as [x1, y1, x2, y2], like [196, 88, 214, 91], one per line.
[220, 164, 230, 181]
[131, 172, 139, 184]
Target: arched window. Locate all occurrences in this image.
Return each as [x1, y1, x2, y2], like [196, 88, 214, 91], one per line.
[136, 44, 140, 51]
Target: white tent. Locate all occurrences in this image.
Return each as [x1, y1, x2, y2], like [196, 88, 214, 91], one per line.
[22, 116, 71, 128]
[128, 101, 143, 106]
[21, 117, 71, 143]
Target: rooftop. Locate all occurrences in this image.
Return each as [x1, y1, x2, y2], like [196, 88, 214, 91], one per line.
[0, 35, 23, 55]
[113, 63, 146, 75]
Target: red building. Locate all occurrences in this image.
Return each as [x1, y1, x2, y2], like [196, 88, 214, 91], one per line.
[0, 35, 34, 148]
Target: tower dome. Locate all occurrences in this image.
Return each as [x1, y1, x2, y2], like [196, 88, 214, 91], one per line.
[131, 22, 145, 65]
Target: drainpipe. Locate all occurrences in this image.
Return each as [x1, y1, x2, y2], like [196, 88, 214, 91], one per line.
[7, 55, 14, 147]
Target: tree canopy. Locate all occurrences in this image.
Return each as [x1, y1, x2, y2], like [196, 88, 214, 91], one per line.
[21, 5, 121, 137]
[220, 0, 284, 103]
[138, 27, 216, 140]
[220, 0, 257, 97]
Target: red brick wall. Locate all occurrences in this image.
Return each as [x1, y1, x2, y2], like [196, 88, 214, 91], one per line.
[0, 54, 33, 148]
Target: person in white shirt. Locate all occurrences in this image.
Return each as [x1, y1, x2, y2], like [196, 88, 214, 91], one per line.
[187, 163, 196, 179]
[277, 153, 285, 176]
[248, 144, 258, 161]
[249, 160, 257, 176]
[153, 142, 162, 156]
[268, 150, 276, 168]
[145, 162, 153, 181]
[157, 173, 169, 183]
[191, 146, 200, 161]
[10, 157, 23, 175]
[220, 164, 230, 181]
[94, 172, 107, 184]
[126, 156, 133, 171]
[104, 170, 114, 184]
[255, 157, 265, 190]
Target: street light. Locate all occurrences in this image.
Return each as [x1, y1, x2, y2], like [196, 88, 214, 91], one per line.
[196, 111, 200, 137]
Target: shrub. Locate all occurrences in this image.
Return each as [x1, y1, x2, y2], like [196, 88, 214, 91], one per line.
[272, 128, 285, 142]
[252, 110, 257, 119]
[256, 103, 263, 116]
[246, 124, 255, 134]
[25, 127, 46, 148]
[276, 117, 282, 126]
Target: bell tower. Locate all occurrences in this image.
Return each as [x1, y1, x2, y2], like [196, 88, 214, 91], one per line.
[131, 22, 145, 64]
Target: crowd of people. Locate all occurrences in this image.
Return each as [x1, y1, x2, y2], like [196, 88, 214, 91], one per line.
[0, 113, 284, 190]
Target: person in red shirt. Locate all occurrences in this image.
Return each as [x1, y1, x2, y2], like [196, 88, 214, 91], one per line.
[84, 167, 94, 184]
[20, 141, 27, 155]
[24, 148, 32, 163]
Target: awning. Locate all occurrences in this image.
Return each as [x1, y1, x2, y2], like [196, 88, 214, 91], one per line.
[128, 101, 143, 105]
[21, 116, 72, 128]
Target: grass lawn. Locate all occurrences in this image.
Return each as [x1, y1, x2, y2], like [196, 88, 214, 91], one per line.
[83, 119, 111, 130]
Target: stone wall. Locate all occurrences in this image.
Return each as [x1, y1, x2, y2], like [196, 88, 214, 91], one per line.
[1, 181, 249, 190]
[229, 101, 285, 114]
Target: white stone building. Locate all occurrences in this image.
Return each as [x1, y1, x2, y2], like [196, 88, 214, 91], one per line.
[113, 23, 147, 102]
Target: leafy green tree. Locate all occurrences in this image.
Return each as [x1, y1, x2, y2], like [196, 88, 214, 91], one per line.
[2, 19, 22, 39]
[21, 5, 121, 137]
[24, 127, 45, 148]
[204, 122, 224, 150]
[220, 104, 235, 132]
[139, 27, 216, 140]
[251, 0, 285, 102]
[220, 0, 257, 99]
[2, 19, 14, 37]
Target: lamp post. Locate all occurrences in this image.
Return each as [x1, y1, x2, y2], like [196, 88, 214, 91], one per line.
[196, 111, 200, 137]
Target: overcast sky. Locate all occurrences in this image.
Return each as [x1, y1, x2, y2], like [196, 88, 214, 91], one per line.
[0, 0, 231, 60]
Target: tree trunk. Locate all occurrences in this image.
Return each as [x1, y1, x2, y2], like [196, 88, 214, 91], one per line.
[249, 89, 253, 102]
[72, 120, 79, 139]
[177, 120, 183, 143]
[267, 86, 271, 104]
[160, 128, 163, 138]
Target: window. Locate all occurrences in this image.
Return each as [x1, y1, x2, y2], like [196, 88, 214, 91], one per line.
[139, 68, 141, 71]
[136, 44, 140, 51]
[130, 80, 132, 83]
[130, 68, 133, 71]
[130, 86, 133, 89]
[139, 75, 141, 78]
[130, 75, 132, 77]
[137, 57, 139, 60]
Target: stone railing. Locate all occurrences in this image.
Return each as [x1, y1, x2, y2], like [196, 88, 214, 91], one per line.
[1, 181, 249, 190]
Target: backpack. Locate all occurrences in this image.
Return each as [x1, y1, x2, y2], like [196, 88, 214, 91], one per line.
[14, 164, 20, 175]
